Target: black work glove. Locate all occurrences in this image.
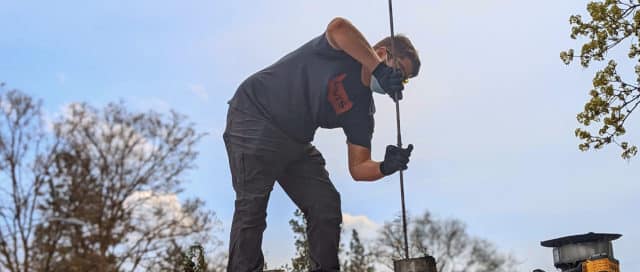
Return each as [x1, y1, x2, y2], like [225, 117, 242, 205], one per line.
[380, 144, 414, 176]
[372, 62, 405, 101]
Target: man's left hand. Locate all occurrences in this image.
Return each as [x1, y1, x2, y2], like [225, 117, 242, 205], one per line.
[372, 62, 405, 101]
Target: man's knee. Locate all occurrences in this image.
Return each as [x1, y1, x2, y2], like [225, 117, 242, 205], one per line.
[306, 190, 342, 225]
[233, 197, 270, 228]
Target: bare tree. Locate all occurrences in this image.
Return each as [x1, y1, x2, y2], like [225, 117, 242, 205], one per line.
[0, 87, 54, 272]
[374, 211, 517, 272]
[30, 101, 219, 271]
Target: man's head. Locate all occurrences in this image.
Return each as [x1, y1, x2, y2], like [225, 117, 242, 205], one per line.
[373, 35, 420, 81]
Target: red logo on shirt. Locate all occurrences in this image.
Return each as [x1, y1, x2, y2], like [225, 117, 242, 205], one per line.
[327, 73, 353, 115]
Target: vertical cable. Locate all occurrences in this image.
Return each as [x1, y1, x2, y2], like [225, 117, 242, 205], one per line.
[387, 0, 410, 260]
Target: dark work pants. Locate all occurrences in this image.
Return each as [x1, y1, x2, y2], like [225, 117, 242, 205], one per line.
[223, 107, 342, 272]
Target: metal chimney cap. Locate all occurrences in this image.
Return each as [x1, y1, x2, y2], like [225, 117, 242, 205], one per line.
[540, 232, 621, 248]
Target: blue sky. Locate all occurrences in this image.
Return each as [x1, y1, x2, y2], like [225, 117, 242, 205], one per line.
[1, 0, 638, 271]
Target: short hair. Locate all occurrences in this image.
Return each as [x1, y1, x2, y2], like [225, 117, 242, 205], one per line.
[373, 35, 421, 77]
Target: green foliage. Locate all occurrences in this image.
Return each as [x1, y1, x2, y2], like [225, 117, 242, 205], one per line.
[289, 209, 311, 272]
[562, 0, 640, 159]
[288, 209, 349, 271]
[181, 244, 207, 272]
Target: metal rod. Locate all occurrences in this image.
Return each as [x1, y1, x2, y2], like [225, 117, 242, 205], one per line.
[387, 0, 410, 260]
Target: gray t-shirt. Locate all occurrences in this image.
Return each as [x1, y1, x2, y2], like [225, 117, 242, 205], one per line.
[228, 33, 375, 148]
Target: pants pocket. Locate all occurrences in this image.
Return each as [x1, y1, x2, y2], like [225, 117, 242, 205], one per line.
[230, 152, 275, 198]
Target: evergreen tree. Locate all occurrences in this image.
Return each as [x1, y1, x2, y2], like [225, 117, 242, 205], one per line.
[343, 229, 374, 272]
[289, 209, 310, 272]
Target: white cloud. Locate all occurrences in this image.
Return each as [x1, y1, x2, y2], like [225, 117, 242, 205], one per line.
[125, 191, 194, 231]
[0, 98, 12, 115]
[55, 102, 159, 164]
[342, 213, 380, 240]
[41, 108, 55, 133]
[189, 84, 209, 100]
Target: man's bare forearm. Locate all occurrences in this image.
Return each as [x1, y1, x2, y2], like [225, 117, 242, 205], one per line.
[347, 143, 384, 181]
[350, 160, 384, 181]
[326, 17, 382, 72]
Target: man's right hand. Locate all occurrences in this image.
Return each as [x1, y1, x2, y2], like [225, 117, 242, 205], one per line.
[372, 62, 405, 101]
[380, 144, 414, 176]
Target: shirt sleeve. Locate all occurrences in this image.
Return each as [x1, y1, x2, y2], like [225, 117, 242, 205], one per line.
[313, 32, 349, 58]
[341, 109, 374, 149]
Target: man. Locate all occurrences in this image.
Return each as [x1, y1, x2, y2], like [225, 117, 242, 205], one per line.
[223, 17, 420, 271]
